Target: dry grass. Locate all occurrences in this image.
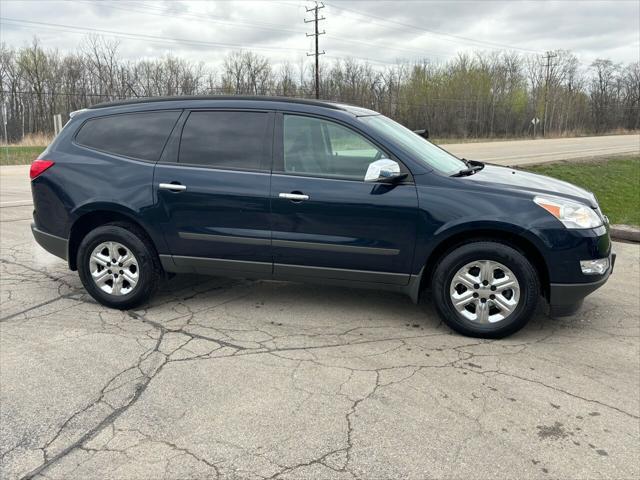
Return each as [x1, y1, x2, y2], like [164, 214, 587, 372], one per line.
[1, 132, 54, 147]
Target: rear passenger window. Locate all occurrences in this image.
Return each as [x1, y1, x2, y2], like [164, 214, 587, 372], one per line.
[75, 111, 180, 161]
[179, 111, 270, 170]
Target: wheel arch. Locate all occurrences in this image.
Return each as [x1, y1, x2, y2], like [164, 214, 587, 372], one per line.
[67, 205, 164, 271]
[419, 226, 550, 300]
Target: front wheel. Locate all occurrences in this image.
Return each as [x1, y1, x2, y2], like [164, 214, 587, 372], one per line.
[432, 241, 540, 338]
[77, 223, 162, 310]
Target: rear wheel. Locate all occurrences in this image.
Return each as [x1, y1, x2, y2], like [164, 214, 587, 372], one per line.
[432, 241, 540, 338]
[77, 223, 161, 309]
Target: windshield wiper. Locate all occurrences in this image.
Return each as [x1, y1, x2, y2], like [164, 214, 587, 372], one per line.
[450, 159, 485, 177]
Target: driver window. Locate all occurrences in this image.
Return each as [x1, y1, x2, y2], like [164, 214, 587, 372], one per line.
[283, 114, 384, 180]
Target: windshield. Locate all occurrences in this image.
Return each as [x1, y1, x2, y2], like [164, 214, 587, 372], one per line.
[360, 115, 466, 175]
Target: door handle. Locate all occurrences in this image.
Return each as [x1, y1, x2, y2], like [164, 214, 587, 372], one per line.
[279, 192, 309, 201]
[159, 183, 187, 192]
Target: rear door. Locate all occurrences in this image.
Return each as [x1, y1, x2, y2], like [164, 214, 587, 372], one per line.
[270, 113, 418, 285]
[154, 109, 274, 277]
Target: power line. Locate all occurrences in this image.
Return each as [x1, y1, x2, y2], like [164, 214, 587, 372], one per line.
[78, 0, 307, 36]
[81, 0, 454, 62]
[127, 0, 307, 35]
[305, 2, 326, 99]
[323, 1, 542, 54]
[0, 16, 445, 69]
[127, 0, 454, 60]
[0, 17, 308, 54]
[2, 91, 638, 115]
[326, 37, 452, 61]
[0, 90, 115, 98]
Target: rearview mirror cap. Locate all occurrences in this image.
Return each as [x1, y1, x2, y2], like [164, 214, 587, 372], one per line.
[364, 159, 404, 183]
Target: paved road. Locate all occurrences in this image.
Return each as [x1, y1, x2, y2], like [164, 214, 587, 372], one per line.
[1, 200, 639, 476]
[442, 134, 639, 165]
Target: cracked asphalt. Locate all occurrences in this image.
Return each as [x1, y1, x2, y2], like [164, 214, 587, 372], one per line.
[1, 200, 639, 479]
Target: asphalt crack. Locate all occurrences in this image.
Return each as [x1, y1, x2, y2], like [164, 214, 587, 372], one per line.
[18, 316, 168, 480]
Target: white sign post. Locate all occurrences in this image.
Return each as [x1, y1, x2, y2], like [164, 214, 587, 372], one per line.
[53, 114, 63, 136]
[531, 117, 540, 138]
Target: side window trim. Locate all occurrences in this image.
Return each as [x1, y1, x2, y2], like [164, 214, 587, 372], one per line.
[174, 109, 274, 173]
[72, 110, 182, 163]
[274, 112, 412, 183]
[158, 110, 190, 164]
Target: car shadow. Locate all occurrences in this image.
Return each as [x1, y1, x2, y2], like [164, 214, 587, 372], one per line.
[148, 273, 559, 341]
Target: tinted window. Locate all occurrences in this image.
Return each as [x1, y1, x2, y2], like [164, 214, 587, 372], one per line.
[76, 111, 180, 161]
[283, 115, 384, 180]
[179, 111, 270, 170]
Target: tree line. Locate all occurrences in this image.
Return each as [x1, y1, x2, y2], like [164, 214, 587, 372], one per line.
[0, 37, 638, 142]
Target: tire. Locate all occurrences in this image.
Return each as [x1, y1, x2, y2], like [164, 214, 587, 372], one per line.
[77, 222, 162, 310]
[432, 241, 540, 338]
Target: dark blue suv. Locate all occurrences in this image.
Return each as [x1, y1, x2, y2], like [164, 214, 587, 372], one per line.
[30, 96, 615, 338]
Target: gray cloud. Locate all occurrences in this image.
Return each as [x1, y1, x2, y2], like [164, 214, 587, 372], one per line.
[0, 0, 637, 69]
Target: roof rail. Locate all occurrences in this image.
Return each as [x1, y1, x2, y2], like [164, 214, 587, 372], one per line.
[87, 95, 346, 111]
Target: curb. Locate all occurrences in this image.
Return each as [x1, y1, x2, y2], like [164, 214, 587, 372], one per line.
[610, 224, 640, 243]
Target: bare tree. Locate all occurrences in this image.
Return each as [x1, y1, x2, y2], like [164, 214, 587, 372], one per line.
[1, 36, 638, 142]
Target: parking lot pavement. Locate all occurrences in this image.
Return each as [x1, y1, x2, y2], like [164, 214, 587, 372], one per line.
[1, 205, 639, 480]
[0, 166, 32, 208]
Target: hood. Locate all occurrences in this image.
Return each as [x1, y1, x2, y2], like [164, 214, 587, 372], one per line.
[463, 164, 598, 207]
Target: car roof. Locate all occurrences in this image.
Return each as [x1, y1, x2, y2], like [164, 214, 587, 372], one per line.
[86, 95, 378, 116]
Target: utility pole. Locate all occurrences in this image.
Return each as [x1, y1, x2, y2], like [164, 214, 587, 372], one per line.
[305, 2, 325, 99]
[541, 50, 557, 137]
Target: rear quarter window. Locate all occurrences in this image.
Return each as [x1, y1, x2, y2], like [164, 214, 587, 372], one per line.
[75, 111, 180, 161]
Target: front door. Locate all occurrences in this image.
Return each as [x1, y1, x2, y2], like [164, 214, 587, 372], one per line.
[270, 113, 418, 286]
[155, 109, 274, 277]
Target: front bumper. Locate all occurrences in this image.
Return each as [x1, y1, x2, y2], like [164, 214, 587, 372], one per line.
[31, 223, 68, 261]
[548, 250, 616, 314]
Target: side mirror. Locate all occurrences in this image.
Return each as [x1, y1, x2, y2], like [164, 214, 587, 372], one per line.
[364, 159, 405, 183]
[413, 128, 429, 139]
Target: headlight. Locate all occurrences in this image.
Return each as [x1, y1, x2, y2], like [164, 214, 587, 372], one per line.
[534, 196, 603, 229]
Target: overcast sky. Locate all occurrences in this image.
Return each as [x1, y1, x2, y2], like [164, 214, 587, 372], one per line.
[1, 0, 638, 71]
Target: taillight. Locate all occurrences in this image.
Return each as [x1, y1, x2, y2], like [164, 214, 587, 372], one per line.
[30, 159, 55, 180]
